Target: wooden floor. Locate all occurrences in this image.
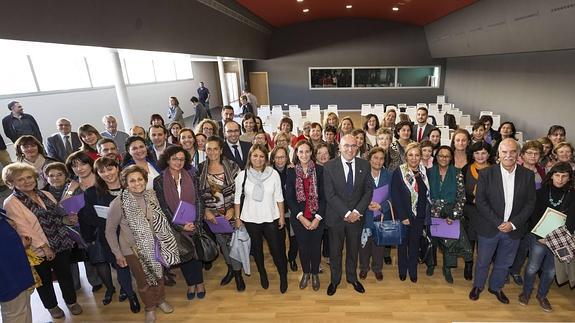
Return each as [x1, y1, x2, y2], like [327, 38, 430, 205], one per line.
[11, 251, 575, 323]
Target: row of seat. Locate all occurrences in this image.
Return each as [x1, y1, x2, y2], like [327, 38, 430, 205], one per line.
[255, 96, 524, 144]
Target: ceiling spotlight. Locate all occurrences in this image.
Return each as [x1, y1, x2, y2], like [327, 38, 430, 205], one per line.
[346, 5, 352, 9]
[303, 8, 309, 13]
[297, 0, 303, 2]
[392, 7, 399, 11]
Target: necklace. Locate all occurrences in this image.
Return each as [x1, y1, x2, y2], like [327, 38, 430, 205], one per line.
[548, 190, 566, 208]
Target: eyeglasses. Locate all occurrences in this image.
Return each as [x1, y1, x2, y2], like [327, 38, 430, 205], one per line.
[226, 129, 240, 133]
[524, 151, 540, 156]
[170, 157, 185, 162]
[342, 144, 358, 150]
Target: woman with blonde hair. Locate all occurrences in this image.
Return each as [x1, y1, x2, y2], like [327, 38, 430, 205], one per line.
[195, 119, 219, 139]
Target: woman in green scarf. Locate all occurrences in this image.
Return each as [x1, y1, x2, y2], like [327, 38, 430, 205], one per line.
[428, 145, 471, 284]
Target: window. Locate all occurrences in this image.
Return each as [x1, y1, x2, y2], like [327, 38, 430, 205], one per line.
[309, 66, 440, 89]
[0, 39, 195, 96]
[354, 68, 395, 88]
[0, 54, 37, 95]
[29, 49, 91, 91]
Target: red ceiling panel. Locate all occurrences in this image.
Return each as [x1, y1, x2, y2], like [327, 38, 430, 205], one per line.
[236, 0, 478, 27]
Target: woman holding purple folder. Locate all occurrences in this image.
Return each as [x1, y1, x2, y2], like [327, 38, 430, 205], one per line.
[153, 145, 205, 300]
[427, 145, 471, 284]
[198, 136, 246, 292]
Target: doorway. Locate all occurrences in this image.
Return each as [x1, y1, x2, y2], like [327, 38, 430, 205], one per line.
[248, 72, 269, 105]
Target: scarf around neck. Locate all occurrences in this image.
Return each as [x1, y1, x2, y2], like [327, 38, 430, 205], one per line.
[162, 169, 196, 215]
[120, 189, 180, 286]
[399, 163, 430, 217]
[429, 165, 457, 203]
[295, 161, 319, 217]
[14, 189, 75, 253]
[247, 166, 274, 202]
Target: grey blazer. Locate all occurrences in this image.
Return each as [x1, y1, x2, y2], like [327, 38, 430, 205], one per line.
[45, 132, 82, 162]
[323, 157, 373, 227]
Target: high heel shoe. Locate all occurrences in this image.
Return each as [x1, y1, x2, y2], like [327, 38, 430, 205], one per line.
[234, 270, 246, 292]
[260, 271, 269, 289]
[128, 294, 141, 313]
[102, 288, 116, 305]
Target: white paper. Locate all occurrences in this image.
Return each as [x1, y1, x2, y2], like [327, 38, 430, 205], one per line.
[94, 205, 110, 219]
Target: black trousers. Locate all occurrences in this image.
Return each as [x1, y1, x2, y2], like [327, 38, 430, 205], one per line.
[180, 259, 204, 286]
[244, 219, 288, 277]
[398, 217, 425, 279]
[282, 217, 299, 262]
[291, 216, 324, 274]
[34, 249, 77, 309]
[328, 221, 362, 284]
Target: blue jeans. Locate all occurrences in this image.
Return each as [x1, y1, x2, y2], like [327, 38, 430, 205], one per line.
[474, 232, 520, 291]
[523, 233, 555, 298]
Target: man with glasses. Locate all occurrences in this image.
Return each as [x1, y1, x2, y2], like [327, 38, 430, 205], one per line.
[323, 134, 373, 296]
[222, 121, 251, 169]
[46, 118, 82, 162]
[2, 101, 42, 143]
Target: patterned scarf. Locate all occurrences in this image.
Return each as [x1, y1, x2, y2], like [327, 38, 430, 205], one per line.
[120, 189, 180, 286]
[295, 161, 319, 217]
[13, 189, 75, 253]
[399, 163, 431, 217]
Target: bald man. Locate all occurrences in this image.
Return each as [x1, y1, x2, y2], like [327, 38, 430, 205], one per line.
[469, 138, 535, 304]
[45, 118, 82, 162]
[323, 134, 373, 296]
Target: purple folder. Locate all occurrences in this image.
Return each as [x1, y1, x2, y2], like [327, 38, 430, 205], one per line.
[172, 201, 196, 225]
[371, 184, 390, 217]
[430, 217, 460, 240]
[66, 226, 87, 248]
[154, 238, 169, 267]
[61, 194, 85, 214]
[206, 216, 234, 234]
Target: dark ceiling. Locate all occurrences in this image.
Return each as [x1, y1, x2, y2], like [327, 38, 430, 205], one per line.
[235, 0, 478, 27]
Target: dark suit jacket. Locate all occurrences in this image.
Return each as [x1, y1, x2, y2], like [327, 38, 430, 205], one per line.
[285, 165, 326, 220]
[390, 167, 432, 223]
[222, 141, 251, 170]
[411, 123, 434, 142]
[217, 120, 226, 138]
[46, 132, 82, 162]
[323, 157, 373, 227]
[147, 142, 175, 163]
[475, 164, 536, 239]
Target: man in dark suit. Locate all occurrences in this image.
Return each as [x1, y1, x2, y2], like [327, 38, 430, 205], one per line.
[218, 105, 235, 138]
[45, 118, 82, 162]
[469, 138, 536, 304]
[411, 107, 434, 142]
[222, 121, 251, 169]
[323, 134, 373, 296]
[148, 125, 174, 161]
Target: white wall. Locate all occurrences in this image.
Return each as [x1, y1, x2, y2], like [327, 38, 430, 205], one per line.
[444, 49, 575, 141]
[1, 62, 220, 156]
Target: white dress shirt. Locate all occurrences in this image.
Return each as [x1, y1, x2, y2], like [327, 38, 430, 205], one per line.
[227, 140, 243, 160]
[339, 156, 362, 218]
[500, 164, 516, 224]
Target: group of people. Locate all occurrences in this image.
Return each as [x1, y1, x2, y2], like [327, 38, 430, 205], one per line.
[1, 101, 574, 323]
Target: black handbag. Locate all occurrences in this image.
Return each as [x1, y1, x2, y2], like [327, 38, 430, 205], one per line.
[193, 226, 219, 262]
[373, 201, 406, 246]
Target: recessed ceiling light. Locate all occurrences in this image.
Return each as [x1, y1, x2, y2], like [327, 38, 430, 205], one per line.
[297, 0, 304, 2]
[303, 8, 309, 13]
[346, 5, 352, 9]
[392, 7, 399, 11]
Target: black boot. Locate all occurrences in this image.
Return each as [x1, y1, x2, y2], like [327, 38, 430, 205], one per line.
[280, 273, 288, 294]
[260, 270, 269, 289]
[220, 265, 234, 286]
[464, 261, 473, 281]
[233, 270, 246, 292]
[128, 294, 141, 313]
